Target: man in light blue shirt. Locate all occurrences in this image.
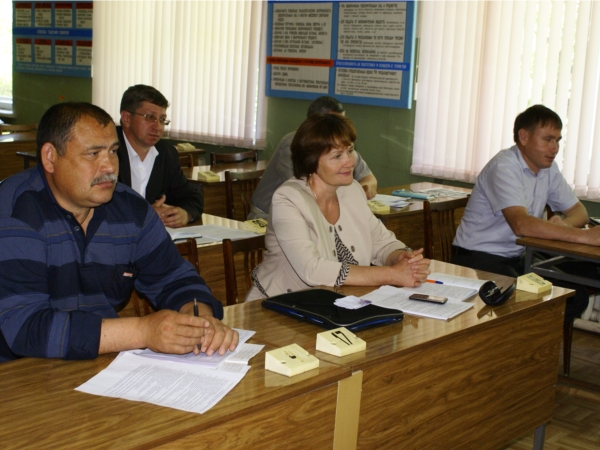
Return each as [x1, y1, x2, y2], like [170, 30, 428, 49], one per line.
[453, 105, 600, 321]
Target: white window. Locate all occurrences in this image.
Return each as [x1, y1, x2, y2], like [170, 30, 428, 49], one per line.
[0, 0, 13, 117]
[412, 1, 600, 199]
[93, 0, 267, 148]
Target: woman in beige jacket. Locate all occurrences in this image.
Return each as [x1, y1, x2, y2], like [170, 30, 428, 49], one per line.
[246, 114, 430, 300]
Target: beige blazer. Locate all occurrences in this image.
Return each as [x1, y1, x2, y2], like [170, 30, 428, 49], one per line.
[250, 178, 406, 298]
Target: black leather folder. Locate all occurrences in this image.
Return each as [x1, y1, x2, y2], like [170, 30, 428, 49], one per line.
[261, 288, 404, 331]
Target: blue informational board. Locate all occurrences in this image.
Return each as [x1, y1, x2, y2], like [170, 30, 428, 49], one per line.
[266, 0, 417, 108]
[13, 1, 93, 78]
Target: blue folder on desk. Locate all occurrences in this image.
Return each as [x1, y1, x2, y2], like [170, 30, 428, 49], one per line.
[262, 288, 404, 331]
[391, 189, 434, 200]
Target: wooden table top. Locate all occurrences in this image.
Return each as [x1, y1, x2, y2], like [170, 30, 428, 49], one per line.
[225, 260, 571, 365]
[0, 131, 37, 143]
[376, 181, 472, 218]
[1, 342, 349, 448]
[517, 236, 600, 260]
[184, 160, 268, 183]
[0, 260, 569, 448]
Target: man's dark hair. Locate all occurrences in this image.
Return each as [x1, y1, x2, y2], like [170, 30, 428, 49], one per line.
[513, 104, 562, 144]
[291, 113, 356, 179]
[37, 102, 114, 158]
[306, 96, 344, 118]
[119, 84, 170, 113]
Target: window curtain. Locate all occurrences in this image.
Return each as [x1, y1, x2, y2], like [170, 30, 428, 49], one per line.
[412, 1, 600, 199]
[92, 0, 267, 148]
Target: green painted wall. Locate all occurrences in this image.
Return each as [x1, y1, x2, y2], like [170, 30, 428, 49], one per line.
[265, 96, 430, 188]
[11, 72, 92, 124]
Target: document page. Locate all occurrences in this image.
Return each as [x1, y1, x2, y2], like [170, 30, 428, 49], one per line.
[166, 225, 259, 243]
[76, 352, 247, 414]
[362, 285, 474, 320]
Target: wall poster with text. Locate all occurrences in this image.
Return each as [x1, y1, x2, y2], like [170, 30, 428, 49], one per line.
[13, 1, 93, 77]
[266, 0, 416, 109]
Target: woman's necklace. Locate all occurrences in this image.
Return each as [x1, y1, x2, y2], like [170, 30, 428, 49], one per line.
[308, 180, 338, 213]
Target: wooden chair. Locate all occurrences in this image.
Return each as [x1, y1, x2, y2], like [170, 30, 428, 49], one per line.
[178, 153, 194, 168]
[423, 197, 469, 262]
[222, 235, 266, 306]
[0, 123, 38, 133]
[132, 238, 200, 317]
[210, 150, 258, 166]
[224, 169, 265, 221]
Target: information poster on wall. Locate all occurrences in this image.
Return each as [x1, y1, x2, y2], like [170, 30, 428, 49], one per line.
[13, 1, 93, 77]
[266, 0, 416, 108]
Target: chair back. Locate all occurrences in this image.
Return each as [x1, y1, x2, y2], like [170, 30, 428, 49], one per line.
[1, 124, 38, 133]
[210, 150, 258, 166]
[224, 169, 265, 221]
[423, 197, 469, 262]
[222, 235, 266, 306]
[132, 238, 200, 317]
[178, 153, 194, 168]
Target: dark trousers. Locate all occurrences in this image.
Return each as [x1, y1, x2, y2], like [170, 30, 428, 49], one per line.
[451, 245, 589, 323]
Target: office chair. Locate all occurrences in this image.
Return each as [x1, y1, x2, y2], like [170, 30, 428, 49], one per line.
[178, 153, 194, 168]
[210, 150, 258, 166]
[224, 169, 265, 221]
[423, 197, 469, 262]
[222, 235, 265, 306]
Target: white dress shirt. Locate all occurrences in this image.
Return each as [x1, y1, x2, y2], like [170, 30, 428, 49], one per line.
[123, 133, 159, 198]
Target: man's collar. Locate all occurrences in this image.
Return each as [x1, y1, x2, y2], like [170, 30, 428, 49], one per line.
[512, 144, 541, 175]
[123, 132, 158, 162]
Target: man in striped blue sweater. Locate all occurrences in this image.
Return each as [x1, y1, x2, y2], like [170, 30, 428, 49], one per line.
[0, 102, 238, 363]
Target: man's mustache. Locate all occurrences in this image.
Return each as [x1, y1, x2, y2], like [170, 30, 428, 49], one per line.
[91, 173, 118, 186]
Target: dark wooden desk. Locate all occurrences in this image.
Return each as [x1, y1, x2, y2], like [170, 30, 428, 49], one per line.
[16, 150, 37, 169]
[184, 161, 268, 217]
[0, 132, 37, 180]
[176, 146, 206, 166]
[518, 236, 600, 289]
[0, 343, 355, 449]
[376, 182, 471, 255]
[227, 260, 567, 450]
[1, 261, 567, 449]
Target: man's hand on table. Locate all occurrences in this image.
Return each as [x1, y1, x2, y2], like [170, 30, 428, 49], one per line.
[152, 195, 191, 228]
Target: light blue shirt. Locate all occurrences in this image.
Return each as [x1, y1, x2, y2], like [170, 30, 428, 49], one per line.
[453, 145, 578, 258]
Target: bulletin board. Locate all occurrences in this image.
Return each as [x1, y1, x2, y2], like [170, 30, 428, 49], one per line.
[13, 1, 93, 78]
[266, 0, 417, 109]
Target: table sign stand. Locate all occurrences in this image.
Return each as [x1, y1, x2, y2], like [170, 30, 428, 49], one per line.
[316, 327, 366, 357]
[265, 344, 319, 377]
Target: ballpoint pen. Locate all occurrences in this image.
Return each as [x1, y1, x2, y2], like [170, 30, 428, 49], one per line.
[193, 298, 200, 350]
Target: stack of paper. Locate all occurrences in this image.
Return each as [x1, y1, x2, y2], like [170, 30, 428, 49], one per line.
[166, 225, 260, 245]
[418, 188, 469, 198]
[361, 273, 489, 320]
[76, 329, 263, 414]
[372, 194, 412, 209]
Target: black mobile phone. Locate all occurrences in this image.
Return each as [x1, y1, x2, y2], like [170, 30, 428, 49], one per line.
[408, 293, 448, 304]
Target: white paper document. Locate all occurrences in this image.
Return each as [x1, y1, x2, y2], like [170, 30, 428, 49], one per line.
[166, 225, 259, 244]
[76, 352, 246, 414]
[136, 329, 258, 368]
[362, 285, 475, 320]
[76, 329, 262, 414]
[417, 188, 469, 198]
[373, 194, 411, 208]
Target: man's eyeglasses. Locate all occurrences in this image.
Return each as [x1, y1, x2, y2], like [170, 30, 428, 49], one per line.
[128, 111, 171, 126]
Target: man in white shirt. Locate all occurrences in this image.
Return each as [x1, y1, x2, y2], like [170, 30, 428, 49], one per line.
[117, 85, 203, 228]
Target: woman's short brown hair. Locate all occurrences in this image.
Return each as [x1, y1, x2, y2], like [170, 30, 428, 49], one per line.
[291, 114, 357, 179]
